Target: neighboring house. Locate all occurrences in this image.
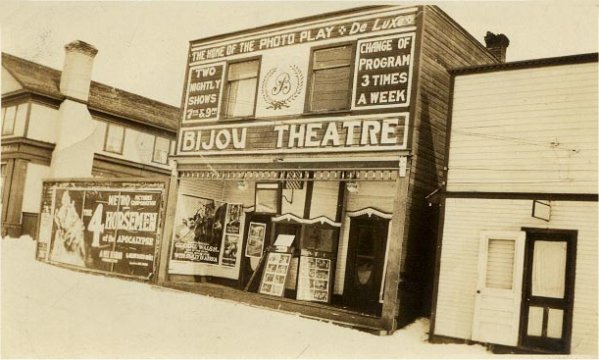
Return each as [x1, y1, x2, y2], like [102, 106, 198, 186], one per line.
[156, 5, 500, 334]
[430, 53, 598, 355]
[1, 41, 180, 238]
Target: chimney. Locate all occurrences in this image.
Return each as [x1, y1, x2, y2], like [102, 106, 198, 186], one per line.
[484, 32, 510, 63]
[59, 40, 98, 102]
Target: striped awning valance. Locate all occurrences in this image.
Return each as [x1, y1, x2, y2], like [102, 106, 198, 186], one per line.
[178, 169, 398, 181]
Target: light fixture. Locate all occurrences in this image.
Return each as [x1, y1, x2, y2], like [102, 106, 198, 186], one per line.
[346, 181, 359, 193]
[237, 180, 248, 191]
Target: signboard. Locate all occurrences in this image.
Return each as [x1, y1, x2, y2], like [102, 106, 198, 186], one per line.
[178, 113, 409, 156]
[245, 222, 266, 258]
[188, 9, 417, 62]
[169, 195, 245, 279]
[36, 180, 166, 280]
[259, 252, 292, 297]
[296, 255, 333, 303]
[352, 33, 416, 110]
[183, 62, 225, 123]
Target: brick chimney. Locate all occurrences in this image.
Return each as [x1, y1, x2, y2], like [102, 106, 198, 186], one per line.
[484, 32, 510, 63]
[60, 40, 98, 101]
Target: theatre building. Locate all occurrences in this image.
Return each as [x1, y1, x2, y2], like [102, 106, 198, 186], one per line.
[430, 53, 597, 354]
[1, 42, 179, 237]
[159, 5, 499, 333]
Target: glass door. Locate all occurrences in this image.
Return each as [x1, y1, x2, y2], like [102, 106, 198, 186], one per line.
[520, 229, 577, 354]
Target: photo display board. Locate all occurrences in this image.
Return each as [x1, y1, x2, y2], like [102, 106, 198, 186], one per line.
[259, 252, 292, 297]
[36, 179, 166, 280]
[296, 251, 334, 303]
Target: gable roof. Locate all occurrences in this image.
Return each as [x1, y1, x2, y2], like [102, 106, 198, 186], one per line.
[2, 52, 180, 132]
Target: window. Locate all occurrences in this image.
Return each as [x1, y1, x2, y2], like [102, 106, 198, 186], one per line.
[255, 182, 280, 214]
[104, 123, 125, 154]
[222, 59, 260, 118]
[2, 106, 16, 135]
[153, 136, 170, 164]
[307, 45, 353, 112]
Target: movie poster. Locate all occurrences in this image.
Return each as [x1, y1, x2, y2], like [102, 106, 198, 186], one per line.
[225, 204, 242, 234]
[39, 181, 164, 280]
[221, 234, 239, 267]
[245, 222, 266, 258]
[171, 195, 227, 265]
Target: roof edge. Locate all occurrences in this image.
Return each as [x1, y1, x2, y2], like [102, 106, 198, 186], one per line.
[450, 52, 599, 75]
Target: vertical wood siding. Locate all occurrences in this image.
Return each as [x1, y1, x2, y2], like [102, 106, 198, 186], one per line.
[434, 198, 597, 355]
[447, 62, 598, 193]
[178, 179, 225, 200]
[309, 181, 339, 219]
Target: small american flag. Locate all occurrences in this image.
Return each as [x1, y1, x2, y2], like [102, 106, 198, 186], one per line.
[284, 171, 304, 190]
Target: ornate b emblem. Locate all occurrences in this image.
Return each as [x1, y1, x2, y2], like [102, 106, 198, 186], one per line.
[262, 65, 304, 110]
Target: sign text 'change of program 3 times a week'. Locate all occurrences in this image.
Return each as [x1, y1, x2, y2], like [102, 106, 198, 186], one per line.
[353, 33, 415, 109]
[36, 183, 164, 279]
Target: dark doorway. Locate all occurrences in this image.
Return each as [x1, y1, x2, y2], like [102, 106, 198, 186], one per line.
[343, 214, 389, 315]
[519, 228, 577, 354]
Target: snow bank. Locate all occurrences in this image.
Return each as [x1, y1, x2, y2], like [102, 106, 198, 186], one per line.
[1, 236, 495, 358]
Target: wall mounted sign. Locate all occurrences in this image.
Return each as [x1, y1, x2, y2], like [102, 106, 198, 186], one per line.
[352, 33, 416, 110]
[183, 62, 225, 123]
[178, 113, 409, 156]
[36, 180, 166, 280]
[188, 9, 417, 62]
[532, 200, 551, 222]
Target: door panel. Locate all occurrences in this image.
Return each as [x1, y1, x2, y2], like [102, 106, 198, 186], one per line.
[472, 231, 525, 346]
[520, 229, 576, 354]
[343, 215, 389, 315]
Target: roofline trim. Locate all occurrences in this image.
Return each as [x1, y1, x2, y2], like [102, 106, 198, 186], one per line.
[450, 52, 599, 75]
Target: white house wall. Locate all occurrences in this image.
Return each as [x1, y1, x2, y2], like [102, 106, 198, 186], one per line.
[21, 163, 51, 213]
[447, 63, 598, 194]
[28, 103, 58, 143]
[435, 197, 597, 355]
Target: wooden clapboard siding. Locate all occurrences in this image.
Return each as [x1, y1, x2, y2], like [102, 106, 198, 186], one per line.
[223, 180, 255, 206]
[179, 179, 225, 200]
[398, 5, 498, 321]
[309, 181, 339, 219]
[435, 198, 597, 355]
[447, 62, 598, 194]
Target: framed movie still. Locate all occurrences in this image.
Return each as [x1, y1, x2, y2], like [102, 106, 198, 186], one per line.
[259, 252, 292, 297]
[296, 256, 333, 303]
[245, 222, 266, 258]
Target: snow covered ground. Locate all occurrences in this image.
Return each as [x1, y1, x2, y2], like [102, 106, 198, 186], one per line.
[1, 236, 498, 359]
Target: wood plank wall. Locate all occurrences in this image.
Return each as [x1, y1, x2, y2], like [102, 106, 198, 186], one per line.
[399, 5, 498, 324]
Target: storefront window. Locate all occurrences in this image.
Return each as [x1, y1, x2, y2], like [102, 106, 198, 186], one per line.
[104, 123, 125, 154]
[222, 59, 260, 118]
[302, 224, 336, 252]
[255, 183, 279, 214]
[152, 136, 170, 164]
[307, 45, 353, 112]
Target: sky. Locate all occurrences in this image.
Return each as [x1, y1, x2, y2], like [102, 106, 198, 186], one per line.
[1, 1, 597, 107]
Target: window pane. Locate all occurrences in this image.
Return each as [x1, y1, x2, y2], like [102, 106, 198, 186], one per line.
[2, 106, 16, 135]
[310, 67, 351, 111]
[15, 104, 28, 134]
[547, 308, 564, 339]
[313, 46, 352, 69]
[255, 187, 278, 213]
[223, 77, 257, 118]
[485, 238, 515, 289]
[153, 136, 170, 164]
[105, 124, 125, 153]
[228, 60, 259, 81]
[527, 306, 543, 336]
[532, 241, 567, 298]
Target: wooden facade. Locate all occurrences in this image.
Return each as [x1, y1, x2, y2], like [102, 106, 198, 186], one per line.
[430, 54, 598, 354]
[160, 5, 497, 333]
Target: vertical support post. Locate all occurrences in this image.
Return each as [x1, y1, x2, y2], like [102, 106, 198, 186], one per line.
[157, 161, 179, 284]
[380, 158, 411, 333]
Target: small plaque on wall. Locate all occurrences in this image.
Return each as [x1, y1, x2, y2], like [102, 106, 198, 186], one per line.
[532, 200, 551, 222]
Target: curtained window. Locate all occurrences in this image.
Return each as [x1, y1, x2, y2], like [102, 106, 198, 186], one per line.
[307, 45, 353, 112]
[222, 60, 259, 118]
